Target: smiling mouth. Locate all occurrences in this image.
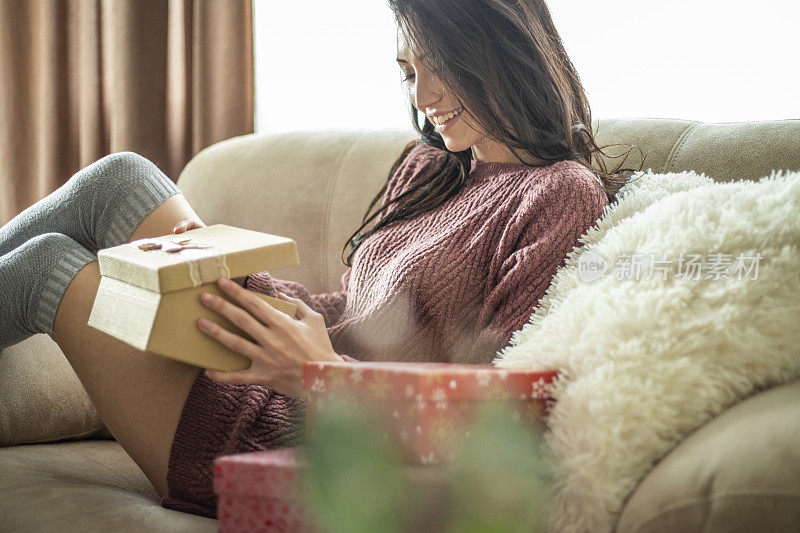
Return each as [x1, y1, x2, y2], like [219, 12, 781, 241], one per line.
[430, 107, 464, 126]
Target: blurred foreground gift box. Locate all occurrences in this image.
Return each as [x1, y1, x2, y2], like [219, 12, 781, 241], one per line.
[303, 361, 557, 464]
[214, 447, 315, 533]
[214, 362, 557, 533]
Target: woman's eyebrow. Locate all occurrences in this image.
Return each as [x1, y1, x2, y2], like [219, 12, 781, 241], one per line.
[396, 54, 426, 65]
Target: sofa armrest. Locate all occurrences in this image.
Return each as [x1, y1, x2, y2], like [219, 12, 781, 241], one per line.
[616, 379, 800, 532]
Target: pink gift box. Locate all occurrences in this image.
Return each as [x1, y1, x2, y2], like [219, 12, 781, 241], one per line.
[303, 361, 557, 464]
[213, 447, 317, 533]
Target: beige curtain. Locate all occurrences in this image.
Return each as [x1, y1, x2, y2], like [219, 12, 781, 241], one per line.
[0, 0, 254, 225]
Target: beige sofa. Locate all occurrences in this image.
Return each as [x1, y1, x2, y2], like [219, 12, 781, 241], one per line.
[1, 118, 799, 532]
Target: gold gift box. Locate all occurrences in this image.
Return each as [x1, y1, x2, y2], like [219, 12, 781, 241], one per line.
[87, 224, 299, 371]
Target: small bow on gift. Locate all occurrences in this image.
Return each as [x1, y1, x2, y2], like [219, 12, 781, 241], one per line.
[137, 237, 211, 253]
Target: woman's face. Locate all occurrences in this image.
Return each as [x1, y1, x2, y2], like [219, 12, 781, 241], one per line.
[396, 31, 515, 162]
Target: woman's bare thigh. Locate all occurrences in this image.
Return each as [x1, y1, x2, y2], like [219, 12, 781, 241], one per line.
[52, 194, 206, 497]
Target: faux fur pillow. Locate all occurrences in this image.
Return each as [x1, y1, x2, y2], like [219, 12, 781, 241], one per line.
[494, 169, 800, 532]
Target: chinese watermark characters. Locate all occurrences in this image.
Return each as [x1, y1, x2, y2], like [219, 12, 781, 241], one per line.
[576, 250, 761, 283]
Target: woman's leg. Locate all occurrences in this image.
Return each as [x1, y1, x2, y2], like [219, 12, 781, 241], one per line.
[52, 193, 205, 498]
[0, 152, 185, 256]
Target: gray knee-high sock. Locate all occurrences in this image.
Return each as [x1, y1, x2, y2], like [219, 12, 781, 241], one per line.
[0, 152, 182, 256]
[0, 233, 97, 349]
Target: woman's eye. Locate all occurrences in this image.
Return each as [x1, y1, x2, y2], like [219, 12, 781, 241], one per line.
[402, 72, 416, 82]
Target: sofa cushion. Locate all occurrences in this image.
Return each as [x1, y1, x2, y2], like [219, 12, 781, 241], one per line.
[616, 378, 800, 532]
[0, 334, 110, 446]
[0, 439, 216, 531]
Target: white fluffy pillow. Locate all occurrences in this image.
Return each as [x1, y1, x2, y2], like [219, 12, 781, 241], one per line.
[494, 169, 800, 533]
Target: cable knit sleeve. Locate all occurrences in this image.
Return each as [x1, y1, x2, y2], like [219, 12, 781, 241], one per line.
[459, 165, 609, 365]
[244, 268, 351, 329]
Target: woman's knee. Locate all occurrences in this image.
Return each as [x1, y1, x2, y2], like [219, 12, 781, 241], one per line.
[72, 151, 167, 195]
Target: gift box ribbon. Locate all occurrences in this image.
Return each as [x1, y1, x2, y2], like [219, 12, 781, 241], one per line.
[188, 249, 231, 286]
[131, 238, 232, 287]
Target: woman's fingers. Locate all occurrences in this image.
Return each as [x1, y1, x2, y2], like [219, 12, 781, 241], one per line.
[199, 290, 273, 346]
[215, 278, 291, 327]
[276, 291, 318, 322]
[173, 221, 189, 234]
[198, 280, 338, 396]
[197, 316, 264, 362]
[173, 218, 207, 234]
[172, 219, 189, 233]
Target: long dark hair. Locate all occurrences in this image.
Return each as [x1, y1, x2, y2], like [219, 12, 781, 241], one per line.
[341, 0, 646, 267]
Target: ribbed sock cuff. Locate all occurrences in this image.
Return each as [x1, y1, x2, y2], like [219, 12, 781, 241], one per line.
[101, 173, 183, 250]
[34, 246, 98, 336]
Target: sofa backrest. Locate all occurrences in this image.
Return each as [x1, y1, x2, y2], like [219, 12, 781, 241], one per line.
[591, 118, 800, 183]
[176, 119, 800, 293]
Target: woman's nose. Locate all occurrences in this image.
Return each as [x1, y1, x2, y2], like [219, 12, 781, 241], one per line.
[412, 72, 444, 111]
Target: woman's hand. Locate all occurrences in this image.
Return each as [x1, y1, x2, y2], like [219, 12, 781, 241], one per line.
[197, 277, 344, 398]
[173, 218, 246, 286]
[172, 217, 205, 234]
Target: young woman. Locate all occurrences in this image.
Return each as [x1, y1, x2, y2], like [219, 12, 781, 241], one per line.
[0, 0, 633, 518]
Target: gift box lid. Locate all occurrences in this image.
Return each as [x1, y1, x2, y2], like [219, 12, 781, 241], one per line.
[302, 361, 557, 401]
[214, 447, 307, 500]
[97, 224, 299, 293]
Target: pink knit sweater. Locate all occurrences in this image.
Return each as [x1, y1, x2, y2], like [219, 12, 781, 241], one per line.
[245, 142, 609, 365]
[161, 141, 610, 518]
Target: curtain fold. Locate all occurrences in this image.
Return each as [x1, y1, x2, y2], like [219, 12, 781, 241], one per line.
[0, 0, 254, 225]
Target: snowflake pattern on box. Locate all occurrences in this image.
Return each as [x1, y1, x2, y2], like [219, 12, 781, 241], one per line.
[214, 448, 316, 533]
[303, 362, 556, 464]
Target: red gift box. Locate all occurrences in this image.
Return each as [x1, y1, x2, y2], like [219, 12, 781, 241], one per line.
[302, 361, 557, 464]
[213, 447, 317, 533]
